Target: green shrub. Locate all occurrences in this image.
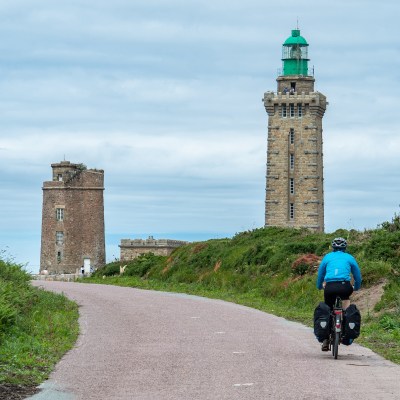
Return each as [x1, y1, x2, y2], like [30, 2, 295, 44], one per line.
[380, 213, 400, 232]
[379, 314, 400, 331]
[93, 262, 120, 277]
[125, 253, 164, 277]
[360, 260, 392, 286]
[283, 242, 318, 255]
[365, 230, 400, 262]
[375, 279, 400, 312]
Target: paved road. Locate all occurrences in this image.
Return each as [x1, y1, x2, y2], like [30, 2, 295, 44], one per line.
[29, 281, 400, 400]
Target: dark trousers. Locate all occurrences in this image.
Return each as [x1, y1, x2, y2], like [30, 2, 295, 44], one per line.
[324, 281, 353, 309]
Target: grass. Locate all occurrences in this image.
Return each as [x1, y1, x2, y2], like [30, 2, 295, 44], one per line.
[0, 256, 79, 387]
[86, 220, 400, 364]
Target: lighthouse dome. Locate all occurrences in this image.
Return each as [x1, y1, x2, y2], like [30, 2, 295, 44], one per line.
[283, 29, 308, 47]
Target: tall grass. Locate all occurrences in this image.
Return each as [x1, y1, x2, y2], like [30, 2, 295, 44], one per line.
[0, 256, 79, 386]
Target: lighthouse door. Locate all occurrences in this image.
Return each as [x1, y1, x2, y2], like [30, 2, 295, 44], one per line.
[83, 258, 91, 275]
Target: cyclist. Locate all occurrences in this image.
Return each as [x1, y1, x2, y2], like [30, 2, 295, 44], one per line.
[316, 237, 362, 351]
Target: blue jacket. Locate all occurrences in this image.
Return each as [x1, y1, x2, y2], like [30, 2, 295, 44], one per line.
[316, 250, 362, 290]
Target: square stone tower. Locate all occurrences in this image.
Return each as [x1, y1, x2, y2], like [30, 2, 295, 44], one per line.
[40, 161, 105, 274]
[263, 29, 327, 232]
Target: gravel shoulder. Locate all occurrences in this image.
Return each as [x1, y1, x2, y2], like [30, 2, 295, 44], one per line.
[29, 281, 400, 400]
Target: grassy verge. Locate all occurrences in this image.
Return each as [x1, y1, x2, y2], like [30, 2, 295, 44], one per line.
[86, 223, 400, 364]
[0, 257, 79, 390]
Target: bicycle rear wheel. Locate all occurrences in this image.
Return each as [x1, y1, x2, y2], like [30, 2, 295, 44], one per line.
[333, 332, 339, 359]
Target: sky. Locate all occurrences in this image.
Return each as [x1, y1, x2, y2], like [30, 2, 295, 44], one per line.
[1, 1, 399, 273]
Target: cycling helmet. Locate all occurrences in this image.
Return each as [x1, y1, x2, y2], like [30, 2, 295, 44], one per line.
[331, 237, 347, 250]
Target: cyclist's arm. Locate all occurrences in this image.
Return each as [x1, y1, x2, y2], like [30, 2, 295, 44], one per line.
[350, 258, 362, 290]
[316, 258, 327, 290]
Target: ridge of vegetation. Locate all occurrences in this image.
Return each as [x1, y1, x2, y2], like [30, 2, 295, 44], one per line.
[0, 254, 79, 397]
[88, 214, 400, 364]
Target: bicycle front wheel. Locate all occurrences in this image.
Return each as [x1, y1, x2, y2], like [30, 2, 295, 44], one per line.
[333, 332, 339, 359]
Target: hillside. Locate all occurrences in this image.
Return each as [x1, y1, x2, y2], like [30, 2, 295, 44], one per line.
[90, 215, 400, 363]
[0, 256, 79, 399]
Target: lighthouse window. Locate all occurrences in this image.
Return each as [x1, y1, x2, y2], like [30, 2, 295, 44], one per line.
[290, 128, 295, 144]
[56, 231, 64, 245]
[290, 203, 295, 220]
[56, 208, 64, 221]
[290, 153, 295, 170]
[281, 104, 287, 118]
[298, 104, 303, 117]
[290, 178, 294, 194]
[289, 104, 295, 118]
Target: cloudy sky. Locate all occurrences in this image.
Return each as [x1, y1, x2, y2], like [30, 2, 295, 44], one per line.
[1, 1, 399, 272]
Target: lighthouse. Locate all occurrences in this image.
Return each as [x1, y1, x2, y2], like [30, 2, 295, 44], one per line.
[263, 29, 327, 231]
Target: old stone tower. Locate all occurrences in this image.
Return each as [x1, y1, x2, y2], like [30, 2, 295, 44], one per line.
[263, 29, 327, 232]
[40, 161, 105, 274]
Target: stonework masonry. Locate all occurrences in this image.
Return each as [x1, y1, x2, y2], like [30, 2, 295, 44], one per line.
[120, 236, 188, 261]
[264, 75, 327, 231]
[40, 161, 105, 274]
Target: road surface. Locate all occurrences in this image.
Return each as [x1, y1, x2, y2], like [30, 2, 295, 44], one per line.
[29, 281, 400, 400]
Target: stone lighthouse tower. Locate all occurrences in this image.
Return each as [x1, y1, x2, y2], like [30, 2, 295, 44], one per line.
[40, 161, 105, 274]
[263, 29, 327, 232]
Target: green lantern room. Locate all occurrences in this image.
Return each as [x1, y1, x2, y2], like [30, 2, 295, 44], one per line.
[282, 29, 309, 76]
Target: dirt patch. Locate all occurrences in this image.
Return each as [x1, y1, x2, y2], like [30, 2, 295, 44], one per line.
[291, 254, 321, 275]
[0, 384, 40, 399]
[162, 257, 174, 274]
[351, 279, 387, 315]
[192, 243, 207, 254]
[213, 260, 222, 272]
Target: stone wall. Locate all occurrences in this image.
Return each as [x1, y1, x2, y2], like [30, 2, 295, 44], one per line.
[263, 76, 326, 232]
[120, 236, 188, 261]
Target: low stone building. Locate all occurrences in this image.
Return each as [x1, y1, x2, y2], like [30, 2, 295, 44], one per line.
[119, 236, 188, 261]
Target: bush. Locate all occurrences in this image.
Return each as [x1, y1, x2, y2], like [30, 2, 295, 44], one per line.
[360, 260, 392, 286]
[291, 254, 321, 276]
[125, 253, 164, 277]
[365, 230, 400, 262]
[93, 262, 120, 277]
[0, 259, 32, 334]
[380, 213, 400, 232]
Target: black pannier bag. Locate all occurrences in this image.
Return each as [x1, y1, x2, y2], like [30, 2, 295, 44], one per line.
[314, 302, 331, 342]
[343, 304, 361, 344]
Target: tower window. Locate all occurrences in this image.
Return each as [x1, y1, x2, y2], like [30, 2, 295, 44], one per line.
[290, 128, 295, 144]
[281, 104, 287, 118]
[56, 208, 64, 221]
[56, 231, 64, 245]
[57, 251, 62, 263]
[289, 104, 295, 118]
[290, 153, 294, 170]
[57, 174, 63, 181]
[298, 104, 303, 117]
[290, 203, 294, 220]
[290, 178, 294, 194]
